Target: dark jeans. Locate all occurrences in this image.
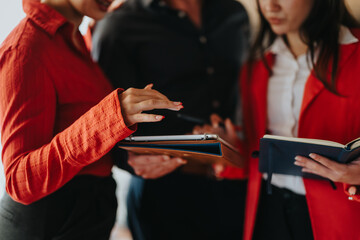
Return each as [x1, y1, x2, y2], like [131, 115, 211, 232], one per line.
[127, 173, 247, 240]
[0, 175, 117, 240]
[253, 181, 314, 240]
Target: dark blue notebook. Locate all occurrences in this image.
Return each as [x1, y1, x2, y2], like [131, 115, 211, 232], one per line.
[259, 135, 360, 179]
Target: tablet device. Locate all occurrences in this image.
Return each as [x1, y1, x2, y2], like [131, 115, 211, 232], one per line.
[123, 133, 219, 142]
[118, 134, 244, 167]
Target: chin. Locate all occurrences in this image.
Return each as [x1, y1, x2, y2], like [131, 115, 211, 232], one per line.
[270, 26, 288, 35]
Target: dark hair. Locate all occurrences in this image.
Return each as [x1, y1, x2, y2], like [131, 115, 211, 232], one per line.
[248, 0, 360, 93]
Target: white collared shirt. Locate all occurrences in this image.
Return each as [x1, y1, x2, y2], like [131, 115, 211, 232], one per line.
[265, 26, 358, 195]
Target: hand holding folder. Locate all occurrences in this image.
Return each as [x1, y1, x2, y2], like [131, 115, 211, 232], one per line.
[127, 152, 187, 179]
[118, 134, 244, 168]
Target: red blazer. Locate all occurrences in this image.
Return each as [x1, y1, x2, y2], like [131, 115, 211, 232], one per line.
[241, 29, 360, 240]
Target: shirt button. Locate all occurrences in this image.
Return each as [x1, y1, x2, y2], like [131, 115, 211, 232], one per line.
[199, 36, 207, 44]
[283, 192, 291, 199]
[178, 11, 186, 18]
[206, 67, 214, 75]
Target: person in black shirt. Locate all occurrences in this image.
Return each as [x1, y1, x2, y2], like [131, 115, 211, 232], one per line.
[92, 0, 249, 239]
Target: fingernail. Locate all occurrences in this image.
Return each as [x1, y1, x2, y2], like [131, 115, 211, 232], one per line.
[349, 186, 357, 195]
[173, 102, 182, 105]
[177, 159, 186, 164]
[309, 153, 315, 158]
[156, 115, 165, 120]
[294, 156, 300, 161]
[294, 161, 300, 166]
[163, 155, 170, 161]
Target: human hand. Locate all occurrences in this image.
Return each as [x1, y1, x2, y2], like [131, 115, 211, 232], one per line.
[108, 0, 123, 12]
[128, 152, 187, 179]
[294, 154, 360, 185]
[193, 114, 238, 146]
[119, 84, 183, 127]
[192, 114, 240, 177]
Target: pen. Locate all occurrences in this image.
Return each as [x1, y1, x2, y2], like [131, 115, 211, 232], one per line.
[171, 112, 242, 131]
[175, 113, 207, 125]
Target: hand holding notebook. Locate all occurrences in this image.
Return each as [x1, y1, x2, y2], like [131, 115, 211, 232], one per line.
[294, 153, 360, 185]
[259, 134, 360, 184]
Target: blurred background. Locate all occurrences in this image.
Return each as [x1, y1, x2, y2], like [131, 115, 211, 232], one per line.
[0, 0, 360, 239]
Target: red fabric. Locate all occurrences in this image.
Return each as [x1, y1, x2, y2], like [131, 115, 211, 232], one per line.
[236, 29, 360, 240]
[0, 0, 134, 204]
[219, 166, 247, 179]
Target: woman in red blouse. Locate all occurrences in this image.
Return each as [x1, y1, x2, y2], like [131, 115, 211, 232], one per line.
[195, 0, 360, 239]
[0, 0, 184, 239]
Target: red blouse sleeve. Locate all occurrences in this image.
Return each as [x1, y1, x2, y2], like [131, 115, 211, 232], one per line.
[0, 48, 134, 205]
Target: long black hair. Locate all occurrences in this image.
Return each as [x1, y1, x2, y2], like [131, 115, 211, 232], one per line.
[248, 0, 360, 93]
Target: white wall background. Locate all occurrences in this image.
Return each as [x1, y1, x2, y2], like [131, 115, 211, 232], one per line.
[0, 1, 25, 43]
[0, 0, 25, 199]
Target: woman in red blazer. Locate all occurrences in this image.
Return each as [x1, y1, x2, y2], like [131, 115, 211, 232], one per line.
[241, 0, 360, 239]
[196, 0, 360, 239]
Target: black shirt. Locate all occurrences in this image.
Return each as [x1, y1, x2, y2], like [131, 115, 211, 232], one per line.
[92, 0, 249, 136]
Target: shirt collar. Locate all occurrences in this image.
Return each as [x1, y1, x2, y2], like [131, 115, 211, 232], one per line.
[269, 26, 359, 55]
[23, 0, 68, 36]
[268, 37, 288, 55]
[339, 26, 358, 45]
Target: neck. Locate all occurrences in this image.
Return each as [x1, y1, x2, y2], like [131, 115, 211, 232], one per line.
[41, 0, 83, 32]
[285, 31, 308, 58]
[165, 0, 203, 28]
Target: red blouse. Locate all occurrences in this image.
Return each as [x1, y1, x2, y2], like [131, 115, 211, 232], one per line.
[0, 0, 134, 204]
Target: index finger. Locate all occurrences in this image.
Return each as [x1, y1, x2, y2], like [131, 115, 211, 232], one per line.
[135, 99, 183, 112]
[309, 153, 343, 170]
[210, 114, 223, 128]
[123, 87, 170, 101]
[140, 88, 170, 101]
[224, 118, 237, 139]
